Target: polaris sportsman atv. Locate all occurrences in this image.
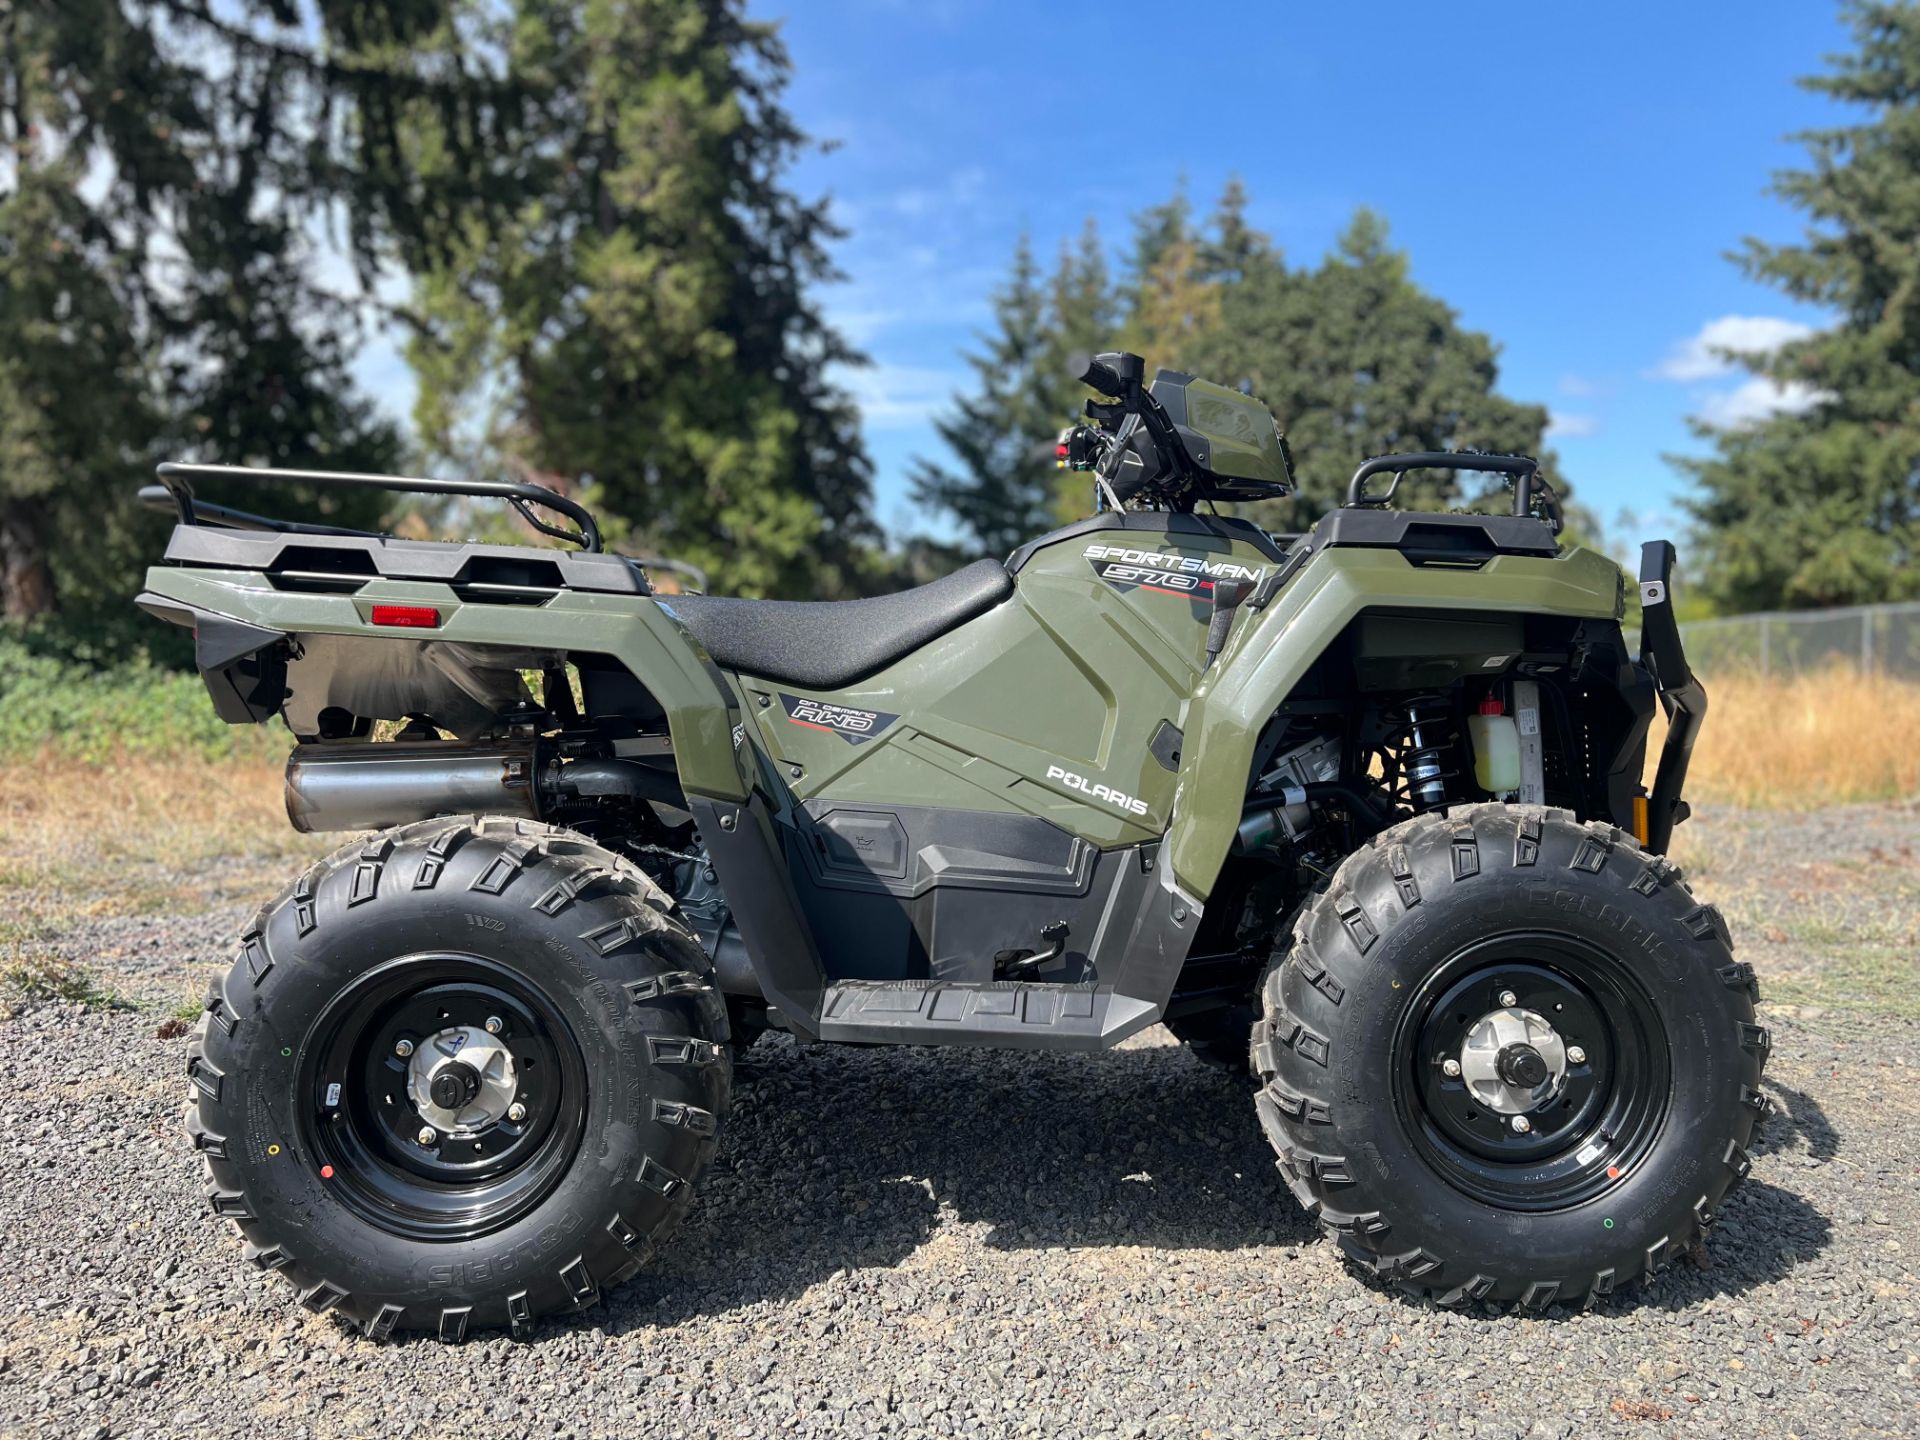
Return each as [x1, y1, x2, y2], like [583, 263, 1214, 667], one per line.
[139, 350, 1763, 1339]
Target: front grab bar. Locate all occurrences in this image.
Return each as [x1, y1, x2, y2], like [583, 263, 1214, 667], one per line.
[1637, 539, 1707, 855]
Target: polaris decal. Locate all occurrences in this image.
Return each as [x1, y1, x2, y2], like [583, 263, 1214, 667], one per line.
[1083, 543, 1263, 598]
[1045, 763, 1151, 816]
[779, 694, 899, 746]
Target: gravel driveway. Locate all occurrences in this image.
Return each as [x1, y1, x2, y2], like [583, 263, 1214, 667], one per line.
[1, 808, 1915, 1439]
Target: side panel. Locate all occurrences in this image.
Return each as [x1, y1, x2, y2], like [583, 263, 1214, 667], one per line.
[709, 515, 1266, 1026]
[731, 516, 1276, 849]
[1167, 543, 1625, 899]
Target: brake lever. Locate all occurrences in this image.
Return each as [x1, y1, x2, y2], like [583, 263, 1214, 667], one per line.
[1092, 414, 1140, 512]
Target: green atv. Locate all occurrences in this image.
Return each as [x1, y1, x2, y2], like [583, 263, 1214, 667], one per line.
[140, 350, 1765, 1339]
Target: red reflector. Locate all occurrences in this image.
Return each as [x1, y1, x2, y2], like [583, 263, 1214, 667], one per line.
[370, 604, 441, 629]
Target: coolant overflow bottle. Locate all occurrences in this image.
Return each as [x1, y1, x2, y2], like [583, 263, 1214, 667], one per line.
[1469, 693, 1522, 796]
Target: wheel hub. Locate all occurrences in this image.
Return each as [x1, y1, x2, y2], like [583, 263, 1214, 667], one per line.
[406, 1025, 519, 1135]
[299, 957, 587, 1241]
[1397, 943, 1671, 1211]
[1457, 1006, 1567, 1115]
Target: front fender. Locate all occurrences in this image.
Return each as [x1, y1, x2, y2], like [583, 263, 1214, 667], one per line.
[1164, 545, 1624, 899]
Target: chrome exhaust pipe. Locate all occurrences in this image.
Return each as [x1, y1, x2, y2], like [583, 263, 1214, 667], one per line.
[285, 741, 542, 834]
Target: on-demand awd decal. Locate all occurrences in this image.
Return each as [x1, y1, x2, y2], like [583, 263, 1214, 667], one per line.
[1083, 543, 1262, 598]
[779, 693, 899, 746]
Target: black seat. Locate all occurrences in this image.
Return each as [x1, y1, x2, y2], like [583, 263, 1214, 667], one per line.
[666, 559, 1014, 689]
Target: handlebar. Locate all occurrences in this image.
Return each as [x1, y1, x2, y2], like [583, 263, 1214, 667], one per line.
[1075, 351, 1143, 398]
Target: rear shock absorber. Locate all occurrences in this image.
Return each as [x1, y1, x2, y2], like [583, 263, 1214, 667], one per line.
[1384, 696, 1458, 812]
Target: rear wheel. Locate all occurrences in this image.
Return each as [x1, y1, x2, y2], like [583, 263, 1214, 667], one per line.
[1253, 804, 1769, 1309]
[185, 817, 730, 1339]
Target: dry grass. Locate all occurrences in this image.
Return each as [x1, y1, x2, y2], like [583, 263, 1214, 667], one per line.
[1651, 665, 1920, 810]
[0, 755, 318, 887]
[0, 756, 329, 1010]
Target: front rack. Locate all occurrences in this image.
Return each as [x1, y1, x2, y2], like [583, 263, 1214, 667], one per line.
[1345, 451, 1562, 533]
[142, 461, 603, 553]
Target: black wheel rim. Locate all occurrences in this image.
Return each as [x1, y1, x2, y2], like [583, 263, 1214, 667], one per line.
[1391, 931, 1671, 1212]
[295, 954, 588, 1241]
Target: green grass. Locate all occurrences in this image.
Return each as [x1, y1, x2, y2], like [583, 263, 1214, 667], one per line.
[0, 635, 282, 763]
[1762, 945, 1920, 1019]
[0, 955, 129, 1013]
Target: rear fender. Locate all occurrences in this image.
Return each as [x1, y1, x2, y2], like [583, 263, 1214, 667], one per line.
[1165, 545, 1624, 900]
[138, 562, 750, 802]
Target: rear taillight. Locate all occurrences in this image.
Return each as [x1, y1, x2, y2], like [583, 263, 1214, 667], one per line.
[370, 604, 441, 629]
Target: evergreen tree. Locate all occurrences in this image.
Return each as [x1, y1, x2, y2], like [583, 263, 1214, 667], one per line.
[1188, 204, 1560, 531]
[1041, 219, 1118, 523]
[915, 183, 1562, 553]
[909, 235, 1064, 557]
[1678, 0, 1920, 610]
[0, 1, 403, 636]
[1120, 185, 1220, 365]
[397, 0, 873, 598]
[1197, 176, 1271, 290]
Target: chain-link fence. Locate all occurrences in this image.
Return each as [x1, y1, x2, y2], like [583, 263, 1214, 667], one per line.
[1670, 601, 1920, 679]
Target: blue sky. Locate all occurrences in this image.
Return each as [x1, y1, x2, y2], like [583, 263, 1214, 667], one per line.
[356, 1, 1855, 562]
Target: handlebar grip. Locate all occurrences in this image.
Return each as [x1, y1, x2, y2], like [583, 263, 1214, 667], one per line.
[1073, 351, 1144, 397]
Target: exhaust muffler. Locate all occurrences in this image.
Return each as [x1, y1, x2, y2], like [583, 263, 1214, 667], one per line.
[284, 741, 689, 833]
[285, 741, 542, 833]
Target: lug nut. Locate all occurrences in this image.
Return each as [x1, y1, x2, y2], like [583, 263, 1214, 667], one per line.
[1567, 1045, 1587, 1065]
[1498, 990, 1518, 1008]
[1510, 1115, 1532, 1134]
[506, 1102, 528, 1123]
[394, 1038, 415, 1058]
[416, 1126, 438, 1146]
[1441, 1058, 1463, 1078]
[484, 1016, 505, 1035]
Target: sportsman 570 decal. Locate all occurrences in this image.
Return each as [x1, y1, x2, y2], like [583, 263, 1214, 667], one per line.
[1083, 543, 1263, 598]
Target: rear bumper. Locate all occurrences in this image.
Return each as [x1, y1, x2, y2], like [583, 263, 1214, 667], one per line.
[1636, 541, 1706, 854]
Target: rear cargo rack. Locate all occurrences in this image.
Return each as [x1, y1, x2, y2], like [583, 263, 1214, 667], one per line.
[142, 461, 603, 553]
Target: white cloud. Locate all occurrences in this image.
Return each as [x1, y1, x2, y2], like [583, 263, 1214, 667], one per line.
[1652, 315, 1813, 382]
[1545, 410, 1598, 439]
[830, 307, 907, 347]
[1558, 373, 1605, 398]
[1694, 376, 1826, 429]
[883, 166, 986, 221]
[835, 362, 964, 430]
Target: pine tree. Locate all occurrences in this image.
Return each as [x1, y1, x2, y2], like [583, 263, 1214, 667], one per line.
[1198, 177, 1271, 290]
[1677, 0, 1920, 610]
[0, 1, 403, 635]
[909, 235, 1066, 557]
[397, 0, 873, 598]
[1041, 219, 1119, 523]
[915, 184, 1563, 552]
[1121, 185, 1221, 366]
[1190, 204, 1559, 532]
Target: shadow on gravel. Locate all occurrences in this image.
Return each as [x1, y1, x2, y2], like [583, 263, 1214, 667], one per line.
[492, 1037, 1828, 1340]
[1379, 1092, 1835, 1323]
[557, 1040, 1315, 1339]
[1756, 1077, 1840, 1164]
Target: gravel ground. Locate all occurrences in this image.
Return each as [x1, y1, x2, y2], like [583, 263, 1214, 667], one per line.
[0, 807, 1915, 1439]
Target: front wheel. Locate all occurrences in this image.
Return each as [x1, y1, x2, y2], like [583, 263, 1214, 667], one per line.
[1253, 804, 1769, 1309]
[185, 817, 730, 1339]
